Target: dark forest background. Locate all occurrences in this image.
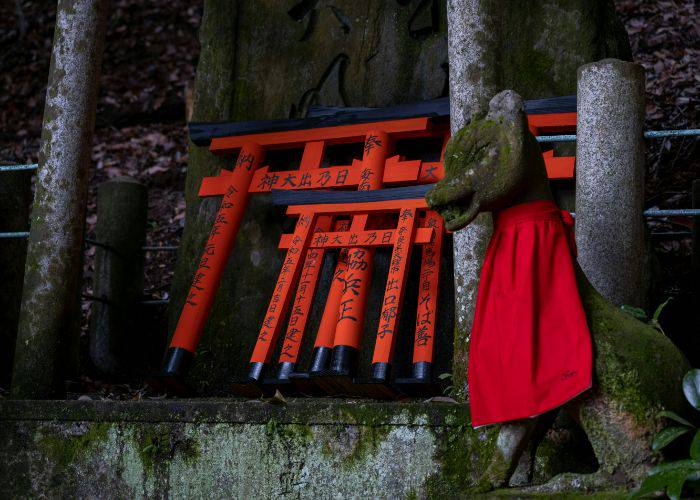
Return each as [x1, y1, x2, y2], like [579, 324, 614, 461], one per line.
[0, 1, 697, 396]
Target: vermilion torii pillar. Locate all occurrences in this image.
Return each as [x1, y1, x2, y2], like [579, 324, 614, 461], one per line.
[163, 142, 264, 376]
[308, 223, 350, 374]
[370, 206, 418, 380]
[273, 141, 335, 381]
[247, 212, 317, 380]
[328, 130, 391, 377]
[411, 211, 444, 380]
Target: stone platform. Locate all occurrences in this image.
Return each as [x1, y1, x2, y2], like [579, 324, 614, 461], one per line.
[0, 398, 500, 499]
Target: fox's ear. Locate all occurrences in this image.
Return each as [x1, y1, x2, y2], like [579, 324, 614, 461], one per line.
[486, 90, 527, 129]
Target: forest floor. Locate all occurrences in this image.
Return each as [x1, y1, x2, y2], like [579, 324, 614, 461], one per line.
[0, 1, 697, 397]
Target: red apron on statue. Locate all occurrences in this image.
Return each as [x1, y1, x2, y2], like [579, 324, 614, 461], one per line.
[468, 199, 592, 428]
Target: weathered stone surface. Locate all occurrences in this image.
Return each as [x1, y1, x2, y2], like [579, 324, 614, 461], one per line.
[90, 177, 149, 376]
[426, 90, 690, 492]
[446, 0, 632, 401]
[0, 170, 32, 387]
[0, 399, 500, 499]
[11, 0, 110, 398]
[575, 58, 647, 308]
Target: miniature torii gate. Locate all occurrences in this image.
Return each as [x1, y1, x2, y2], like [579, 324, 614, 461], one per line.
[161, 103, 577, 395]
[258, 186, 444, 398]
[163, 118, 443, 381]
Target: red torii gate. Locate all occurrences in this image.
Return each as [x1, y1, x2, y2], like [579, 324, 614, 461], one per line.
[161, 109, 577, 396]
[258, 192, 443, 398]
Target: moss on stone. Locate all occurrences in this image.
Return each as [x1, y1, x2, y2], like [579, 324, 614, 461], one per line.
[404, 489, 418, 500]
[580, 279, 689, 426]
[136, 425, 172, 471]
[37, 422, 112, 487]
[336, 404, 394, 466]
[135, 424, 201, 474]
[485, 488, 627, 499]
[424, 417, 499, 498]
[265, 419, 314, 445]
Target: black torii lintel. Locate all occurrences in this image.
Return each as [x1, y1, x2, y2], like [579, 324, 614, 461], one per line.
[271, 185, 433, 207]
[189, 95, 576, 147]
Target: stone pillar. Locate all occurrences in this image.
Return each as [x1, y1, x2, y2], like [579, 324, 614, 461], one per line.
[89, 177, 148, 376]
[0, 169, 32, 387]
[575, 58, 646, 307]
[447, 0, 500, 401]
[11, 0, 110, 398]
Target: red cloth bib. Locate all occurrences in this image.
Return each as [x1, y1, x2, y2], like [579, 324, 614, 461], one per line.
[468, 200, 592, 428]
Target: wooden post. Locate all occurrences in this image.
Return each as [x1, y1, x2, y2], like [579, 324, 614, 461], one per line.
[410, 211, 444, 380]
[0, 169, 32, 387]
[274, 220, 330, 379]
[89, 177, 148, 376]
[248, 213, 317, 380]
[11, 0, 109, 399]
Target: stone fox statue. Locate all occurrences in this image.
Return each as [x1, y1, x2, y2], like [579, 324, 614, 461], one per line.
[426, 90, 691, 492]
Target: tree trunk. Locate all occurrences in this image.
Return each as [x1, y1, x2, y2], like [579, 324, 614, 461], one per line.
[11, 0, 110, 399]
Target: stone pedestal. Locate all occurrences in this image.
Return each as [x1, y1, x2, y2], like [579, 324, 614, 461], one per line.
[0, 399, 497, 498]
[575, 58, 647, 307]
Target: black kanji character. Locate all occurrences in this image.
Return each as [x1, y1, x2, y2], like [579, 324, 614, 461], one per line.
[338, 298, 357, 322]
[336, 169, 349, 185]
[339, 272, 361, 296]
[416, 325, 431, 346]
[318, 170, 332, 186]
[281, 174, 298, 187]
[423, 164, 438, 181]
[364, 134, 382, 155]
[236, 153, 255, 171]
[258, 173, 279, 190]
[299, 172, 312, 187]
[314, 233, 329, 246]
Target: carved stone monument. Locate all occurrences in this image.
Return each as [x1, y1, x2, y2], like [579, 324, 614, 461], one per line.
[427, 90, 690, 492]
